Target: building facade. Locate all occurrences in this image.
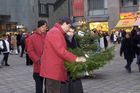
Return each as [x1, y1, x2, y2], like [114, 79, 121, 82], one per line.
[73, 0, 140, 31]
[38, 0, 69, 27]
[0, 0, 69, 35]
[0, 0, 39, 35]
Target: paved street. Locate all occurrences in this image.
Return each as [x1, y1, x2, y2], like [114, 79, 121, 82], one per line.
[0, 45, 140, 93]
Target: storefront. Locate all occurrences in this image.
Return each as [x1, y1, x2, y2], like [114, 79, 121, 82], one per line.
[87, 15, 109, 32]
[115, 12, 136, 32]
[133, 11, 140, 26]
[89, 22, 109, 32]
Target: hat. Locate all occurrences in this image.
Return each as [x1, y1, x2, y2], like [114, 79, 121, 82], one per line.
[38, 20, 47, 28]
[59, 16, 72, 25]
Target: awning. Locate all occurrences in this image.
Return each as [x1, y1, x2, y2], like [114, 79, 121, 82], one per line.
[133, 18, 140, 26]
[115, 19, 136, 28]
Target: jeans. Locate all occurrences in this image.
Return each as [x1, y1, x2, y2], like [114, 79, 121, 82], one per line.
[33, 73, 43, 93]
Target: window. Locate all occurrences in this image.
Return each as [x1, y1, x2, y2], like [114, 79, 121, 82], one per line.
[120, 0, 138, 7]
[88, 0, 105, 10]
[38, 1, 48, 17]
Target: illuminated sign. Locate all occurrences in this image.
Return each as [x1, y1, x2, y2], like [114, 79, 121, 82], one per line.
[120, 12, 136, 19]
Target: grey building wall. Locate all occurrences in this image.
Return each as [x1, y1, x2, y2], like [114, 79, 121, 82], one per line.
[107, 0, 120, 29]
[85, 0, 120, 30]
[41, 0, 68, 27]
[48, 0, 69, 27]
[0, 0, 38, 32]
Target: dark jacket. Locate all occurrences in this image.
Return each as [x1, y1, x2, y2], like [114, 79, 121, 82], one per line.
[133, 35, 140, 55]
[65, 34, 80, 49]
[120, 38, 135, 60]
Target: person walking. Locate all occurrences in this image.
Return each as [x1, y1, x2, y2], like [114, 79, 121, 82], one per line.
[133, 31, 140, 71]
[40, 16, 86, 93]
[27, 20, 48, 93]
[120, 33, 135, 73]
[0, 35, 10, 66]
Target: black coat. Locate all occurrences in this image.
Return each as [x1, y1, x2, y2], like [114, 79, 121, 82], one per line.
[120, 38, 135, 60]
[61, 34, 83, 93]
[133, 35, 140, 55]
[65, 34, 80, 49]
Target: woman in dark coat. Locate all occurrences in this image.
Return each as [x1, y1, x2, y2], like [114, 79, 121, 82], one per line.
[61, 25, 83, 93]
[120, 33, 135, 73]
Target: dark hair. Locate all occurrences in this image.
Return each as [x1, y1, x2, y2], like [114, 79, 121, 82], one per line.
[58, 16, 72, 25]
[38, 20, 47, 28]
[70, 24, 75, 29]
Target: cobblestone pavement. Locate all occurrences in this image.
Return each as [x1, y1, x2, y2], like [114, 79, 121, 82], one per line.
[0, 45, 140, 93]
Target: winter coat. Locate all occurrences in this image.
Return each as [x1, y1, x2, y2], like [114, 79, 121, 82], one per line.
[120, 38, 135, 60]
[65, 34, 80, 49]
[40, 23, 77, 82]
[27, 30, 46, 73]
[133, 35, 140, 55]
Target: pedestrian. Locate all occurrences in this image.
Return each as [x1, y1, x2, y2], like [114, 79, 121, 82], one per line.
[20, 33, 26, 57]
[25, 32, 33, 66]
[133, 31, 140, 71]
[0, 34, 10, 66]
[61, 25, 83, 93]
[40, 16, 86, 93]
[16, 32, 22, 54]
[27, 20, 48, 93]
[120, 33, 135, 73]
[65, 25, 80, 49]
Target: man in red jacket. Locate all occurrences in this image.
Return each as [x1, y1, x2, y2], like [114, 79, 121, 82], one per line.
[27, 20, 47, 93]
[40, 16, 86, 93]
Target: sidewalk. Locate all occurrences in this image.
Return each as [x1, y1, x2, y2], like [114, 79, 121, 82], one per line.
[0, 45, 140, 93]
[83, 45, 140, 93]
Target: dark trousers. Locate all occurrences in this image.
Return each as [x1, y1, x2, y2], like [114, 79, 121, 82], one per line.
[125, 59, 133, 72]
[17, 45, 20, 54]
[20, 45, 25, 57]
[45, 78, 61, 93]
[26, 54, 33, 65]
[33, 73, 44, 93]
[61, 73, 83, 93]
[1, 53, 9, 65]
[137, 54, 140, 71]
[126, 59, 133, 67]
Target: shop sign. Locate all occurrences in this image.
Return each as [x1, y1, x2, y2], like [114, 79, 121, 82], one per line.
[120, 12, 135, 19]
[136, 11, 140, 18]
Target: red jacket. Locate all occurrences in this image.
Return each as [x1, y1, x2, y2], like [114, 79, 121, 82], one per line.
[27, 30, 46, 73]
[25, 34, 30, 52]
[40, 23, 77, 82]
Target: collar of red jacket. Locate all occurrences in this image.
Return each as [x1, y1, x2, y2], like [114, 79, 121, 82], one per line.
[54, 23, 65, 35]
[34, 29, 46, 35]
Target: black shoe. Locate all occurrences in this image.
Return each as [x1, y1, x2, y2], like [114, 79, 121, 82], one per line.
[125, 66, 131, 73]
[5, 64, 10, 66]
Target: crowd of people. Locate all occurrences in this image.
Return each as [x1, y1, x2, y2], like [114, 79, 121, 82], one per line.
[120, 27, 140, 73]
[0, 16, 140, 93]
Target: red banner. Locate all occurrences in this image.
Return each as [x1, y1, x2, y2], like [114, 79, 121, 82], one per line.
[72, 0, 84, 17]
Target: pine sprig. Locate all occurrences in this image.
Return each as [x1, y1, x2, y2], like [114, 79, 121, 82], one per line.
[65, 31, 115, 80]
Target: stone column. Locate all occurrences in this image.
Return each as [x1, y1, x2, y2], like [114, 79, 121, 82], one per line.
[107, 0, 120, 30]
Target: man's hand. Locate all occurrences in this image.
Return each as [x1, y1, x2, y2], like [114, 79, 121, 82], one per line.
[76, 57, 86, 62]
